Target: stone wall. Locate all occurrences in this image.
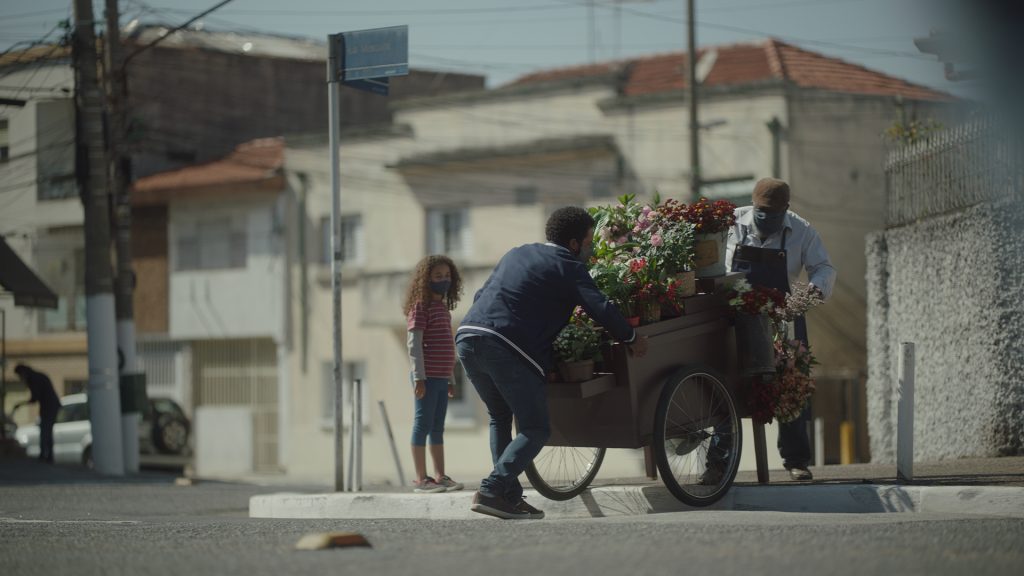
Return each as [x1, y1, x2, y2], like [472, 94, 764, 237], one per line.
[866, 200, 1024, 461]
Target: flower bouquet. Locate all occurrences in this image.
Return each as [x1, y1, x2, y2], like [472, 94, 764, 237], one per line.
[748, 339, 818, 424]
[728, 279, 786, 376]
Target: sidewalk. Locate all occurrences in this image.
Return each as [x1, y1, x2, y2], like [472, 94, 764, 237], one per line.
[249, 456, 1024, 520]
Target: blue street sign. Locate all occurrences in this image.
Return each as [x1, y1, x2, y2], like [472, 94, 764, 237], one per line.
[334, 25, 408, 81]
[344, 77, 389, 96]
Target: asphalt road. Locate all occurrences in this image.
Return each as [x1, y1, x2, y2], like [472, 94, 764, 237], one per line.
[1, 474, 1022, 576]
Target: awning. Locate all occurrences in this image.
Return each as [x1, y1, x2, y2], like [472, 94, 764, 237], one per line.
[0, 236, 58, 309]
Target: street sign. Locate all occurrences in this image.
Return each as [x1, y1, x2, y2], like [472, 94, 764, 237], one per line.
[343, 77, 389, 96]
[333, 25, 408, 82]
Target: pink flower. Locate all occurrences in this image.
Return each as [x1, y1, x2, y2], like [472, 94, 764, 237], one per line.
[650, 234, 663, 247]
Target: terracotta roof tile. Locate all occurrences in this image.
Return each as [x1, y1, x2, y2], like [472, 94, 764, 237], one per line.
[132, 137, 283, 202]
[507, 38, 950, 101]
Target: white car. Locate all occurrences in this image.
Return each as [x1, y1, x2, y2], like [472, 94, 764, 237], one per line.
[15, 394, 191, 468]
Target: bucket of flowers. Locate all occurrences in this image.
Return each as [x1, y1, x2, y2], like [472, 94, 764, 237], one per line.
[682, 197, 737, 278]
[728, 278, 786, 376]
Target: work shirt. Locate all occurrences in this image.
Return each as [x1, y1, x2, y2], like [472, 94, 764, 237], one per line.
[726, 206, 837, 300]
[457, 242, 636, 376]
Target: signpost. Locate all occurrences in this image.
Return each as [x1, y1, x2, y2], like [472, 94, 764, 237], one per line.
[327, 26, 408, 492]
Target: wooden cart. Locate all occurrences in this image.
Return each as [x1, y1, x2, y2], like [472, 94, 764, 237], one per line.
[525, 291, 753, 507]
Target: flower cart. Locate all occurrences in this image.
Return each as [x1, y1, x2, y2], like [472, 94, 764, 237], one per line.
[528, 288, 745, 507]
[525, 195, 822, 506]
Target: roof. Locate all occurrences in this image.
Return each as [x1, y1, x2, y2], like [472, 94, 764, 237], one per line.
[508, 39, 950, 101]
[0, 237, 58, 309]
[394, 134, 617, 170]
[131, 137, 284, 205]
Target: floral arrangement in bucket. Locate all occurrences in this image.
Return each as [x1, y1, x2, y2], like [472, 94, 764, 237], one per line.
[552, 309, 602, 382]
[727, 279, 786, 319]
[684, 197, 737, 277]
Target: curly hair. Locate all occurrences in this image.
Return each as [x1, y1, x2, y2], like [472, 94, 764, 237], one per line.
[402, 254, 463, 315]
[545, 206, 595, 247]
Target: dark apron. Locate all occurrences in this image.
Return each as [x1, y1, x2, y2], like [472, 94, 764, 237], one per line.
[731, 227, 807, 344]
[732, 225, 812, 468]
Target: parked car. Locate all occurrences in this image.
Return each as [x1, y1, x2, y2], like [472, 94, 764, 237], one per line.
[14, 394, 191, 468]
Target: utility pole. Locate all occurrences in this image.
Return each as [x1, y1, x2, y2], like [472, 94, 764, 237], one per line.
[767, 116, 783, 179]
[687, 0, 701, 201]
[105, 0, 142, 474]
[74, 0, 124, 475]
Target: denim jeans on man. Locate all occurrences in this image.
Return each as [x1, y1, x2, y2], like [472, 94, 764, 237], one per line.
[456, 335, 550, 504]
[411, 377, 450, 446]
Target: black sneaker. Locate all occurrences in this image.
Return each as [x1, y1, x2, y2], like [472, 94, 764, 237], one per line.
[515, 497, 545, 519]
[470, 491, 530, 520]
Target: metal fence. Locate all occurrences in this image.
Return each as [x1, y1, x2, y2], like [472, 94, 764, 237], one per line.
[885, 118, 1023, 227]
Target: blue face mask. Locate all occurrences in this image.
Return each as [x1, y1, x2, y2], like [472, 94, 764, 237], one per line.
[753, 208, 786, 237]
[429, 280, 451, 296]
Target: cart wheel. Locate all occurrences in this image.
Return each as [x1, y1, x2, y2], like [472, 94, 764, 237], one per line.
[525, 446, 606, 501]
[653, 366, 741, 507]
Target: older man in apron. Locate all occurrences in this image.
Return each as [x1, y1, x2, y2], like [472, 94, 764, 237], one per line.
[727, 178, 836, 481]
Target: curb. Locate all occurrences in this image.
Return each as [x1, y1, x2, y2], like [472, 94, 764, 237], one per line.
[250, 484, 1024, 520]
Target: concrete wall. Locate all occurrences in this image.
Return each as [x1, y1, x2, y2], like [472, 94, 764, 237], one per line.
[866, 201, 1024, 462]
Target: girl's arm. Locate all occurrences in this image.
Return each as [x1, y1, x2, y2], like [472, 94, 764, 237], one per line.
[408, 329, 427, 388]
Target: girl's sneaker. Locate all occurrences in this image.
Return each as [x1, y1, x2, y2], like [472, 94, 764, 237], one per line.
[436, 475, 464, 492]
[413, 476, 446, 494]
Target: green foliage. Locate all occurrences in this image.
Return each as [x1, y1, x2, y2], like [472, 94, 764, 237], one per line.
[553, 323, 602, 363]
[885, 119, 944, 145]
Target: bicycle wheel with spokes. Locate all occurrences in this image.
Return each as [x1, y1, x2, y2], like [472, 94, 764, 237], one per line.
[525, 445, 606, 501]
[653, 366, 741, 507]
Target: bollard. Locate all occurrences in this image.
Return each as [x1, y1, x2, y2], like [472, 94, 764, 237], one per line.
[897, 342, 915, 481]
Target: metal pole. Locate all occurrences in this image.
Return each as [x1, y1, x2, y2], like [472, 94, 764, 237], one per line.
[379, 400, 406, 487]
[687, 0, 700, 201]
[347, 379, 355, 491]
[356, 377, 364, 487]
[897, 342, 915, 482]
[767, 116, 783, 179]
[74, 0, 124, 475]
[327, 34, 345, 492]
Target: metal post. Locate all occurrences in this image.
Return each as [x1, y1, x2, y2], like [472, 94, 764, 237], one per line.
[354, 378, 362, 491]
[327, 34, 345, 492]
[74, 0, 124, 476]
[379, 400, 406, 487]
[347, 379, 355, 491]
[767, 116, 783, 179]
[897, 342, 915, 482]
[813, 417, 824, 467]
[687, 0, 700, 201]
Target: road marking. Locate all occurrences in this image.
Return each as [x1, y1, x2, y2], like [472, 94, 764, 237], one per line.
[0, 517, 139, 525]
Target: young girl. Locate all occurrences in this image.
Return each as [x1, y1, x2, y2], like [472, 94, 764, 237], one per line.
[403, 254, 463, 493]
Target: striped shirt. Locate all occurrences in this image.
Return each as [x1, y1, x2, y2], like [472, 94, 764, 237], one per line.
[407, 300, 456, 379]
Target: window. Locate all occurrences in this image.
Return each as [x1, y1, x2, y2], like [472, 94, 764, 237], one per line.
[427, 207, 469, 257]
[38, 237, 86, 333]
[319, 214, 363, 266]
[321, 360, 369, 429]
[176, 216, 247, 271]
[56, 401, 89, 424]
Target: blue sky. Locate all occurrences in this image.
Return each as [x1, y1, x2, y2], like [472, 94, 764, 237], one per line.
[1, 0, 966, 94]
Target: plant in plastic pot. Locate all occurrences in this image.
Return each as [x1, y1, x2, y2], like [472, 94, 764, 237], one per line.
[553, 319, 601, 383]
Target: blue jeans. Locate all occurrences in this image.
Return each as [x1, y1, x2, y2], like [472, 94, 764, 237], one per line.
[411, 377, 449, 446]
[456, 335, 550, 503]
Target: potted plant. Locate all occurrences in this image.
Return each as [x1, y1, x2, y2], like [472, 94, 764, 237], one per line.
[552, 321, 602, 383]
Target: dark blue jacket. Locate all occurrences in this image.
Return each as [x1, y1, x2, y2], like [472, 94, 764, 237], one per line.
[457, 242, 635, 375]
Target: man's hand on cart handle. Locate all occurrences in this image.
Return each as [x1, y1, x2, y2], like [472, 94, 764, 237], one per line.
[628, 335, 649, 358]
